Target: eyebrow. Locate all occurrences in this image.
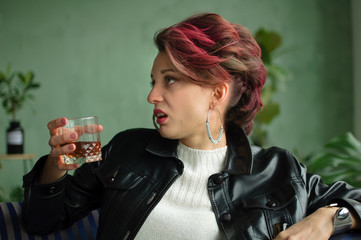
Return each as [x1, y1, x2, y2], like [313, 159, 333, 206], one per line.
[160, 69, 176, 74]
[151, 68, 176, 78]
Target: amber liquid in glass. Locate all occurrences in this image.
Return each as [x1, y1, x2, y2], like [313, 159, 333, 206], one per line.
[64, 141, 102, 164]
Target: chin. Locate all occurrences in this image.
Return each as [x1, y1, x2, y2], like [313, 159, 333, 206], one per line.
[158, 127, 179, 140]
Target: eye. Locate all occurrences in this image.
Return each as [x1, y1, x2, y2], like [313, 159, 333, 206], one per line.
[165, 76, 177, 85]
[150, 80, 155, 88]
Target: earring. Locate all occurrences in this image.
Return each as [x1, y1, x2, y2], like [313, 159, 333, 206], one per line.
[153, 114, 159, 130]
[206, 108, 224, 144]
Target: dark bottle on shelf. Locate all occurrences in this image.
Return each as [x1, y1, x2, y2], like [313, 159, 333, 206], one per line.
[6, 121, 24, 154]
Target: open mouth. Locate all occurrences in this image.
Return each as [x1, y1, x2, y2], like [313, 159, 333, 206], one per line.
[156, 112, 168, 119]
[154, 109, 168, 124]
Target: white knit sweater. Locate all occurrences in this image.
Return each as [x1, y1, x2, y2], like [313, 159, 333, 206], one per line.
[135, 142, 227, 240]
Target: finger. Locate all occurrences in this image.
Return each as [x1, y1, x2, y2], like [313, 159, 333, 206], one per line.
[51, 144, 79, 171]
[49, 132, 78, 147]
[73, 124, 104, 136]
[48, 118, 67, 136]
[51, 143, 76, 156]
[56, 158, 79, 171]
[86, 124, 103, 133]
[47, 153, 79, 171]
[83, 124, 103, 134]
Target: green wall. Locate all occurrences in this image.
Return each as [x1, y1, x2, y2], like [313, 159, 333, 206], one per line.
[0, 0, 355, 193]
[353, 0, 361, 140]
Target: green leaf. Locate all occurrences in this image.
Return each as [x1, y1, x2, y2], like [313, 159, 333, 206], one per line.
[324, 132, 361, 157]
[26, 71, 34, 82]
[254, 28, 282, 64]
[30, 83, 40, 88]
[308, 152, 361, 171]
[304, 132, 361, 186]
[0, 66, 40, 118]
[0, 72, 5, 81]
[255, 101, 280, 124]
[2, 98, 9, 109]
[3, 72, 15, 84]
[13, 87, 20, 95]
[260, 85, 275, 105]
[18, 72, 27, 84]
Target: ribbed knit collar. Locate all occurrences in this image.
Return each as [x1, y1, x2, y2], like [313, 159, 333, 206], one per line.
[176, 141, 227, 172]
[146, 122, 254, 175]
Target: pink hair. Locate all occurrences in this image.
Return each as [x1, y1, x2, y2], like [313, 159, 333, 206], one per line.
[154, 13, 267, 135]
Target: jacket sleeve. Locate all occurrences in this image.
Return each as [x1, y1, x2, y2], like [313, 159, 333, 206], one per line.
[22, 151, 104, 234]
[300, 159, 361, 222]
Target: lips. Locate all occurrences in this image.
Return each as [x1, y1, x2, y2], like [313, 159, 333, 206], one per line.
[154, 109, 168, 124]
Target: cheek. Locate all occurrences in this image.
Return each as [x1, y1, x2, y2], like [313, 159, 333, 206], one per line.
[169, 86, 211, 121]
[183, 98, 209, 122]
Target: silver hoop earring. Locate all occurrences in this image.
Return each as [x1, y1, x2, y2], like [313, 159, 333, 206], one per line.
[206, 108, 223, 144]
[153, 114, 159, 130]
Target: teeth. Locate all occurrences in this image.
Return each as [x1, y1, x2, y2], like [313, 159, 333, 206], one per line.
[156, 113, 165, 117]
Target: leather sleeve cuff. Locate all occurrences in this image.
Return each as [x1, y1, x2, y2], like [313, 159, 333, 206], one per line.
[327, 198, 361, 225]
[23, 155, 68, 198]
[23, 155, 49, 184]
[30, 177, 67, 198]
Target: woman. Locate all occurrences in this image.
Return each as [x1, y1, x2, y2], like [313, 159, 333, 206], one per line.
[23, 13, 361, 239]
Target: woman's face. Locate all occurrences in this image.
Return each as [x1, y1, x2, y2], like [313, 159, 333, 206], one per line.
[148, 52, 214, 145]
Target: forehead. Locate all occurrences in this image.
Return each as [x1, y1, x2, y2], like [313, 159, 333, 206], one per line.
[151, 52, 177, 73]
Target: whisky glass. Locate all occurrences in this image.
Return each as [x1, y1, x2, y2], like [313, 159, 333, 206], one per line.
[59, 116, 102, 165]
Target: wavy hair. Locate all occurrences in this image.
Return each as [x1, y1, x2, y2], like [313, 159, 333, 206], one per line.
[154, 13, 266, 135]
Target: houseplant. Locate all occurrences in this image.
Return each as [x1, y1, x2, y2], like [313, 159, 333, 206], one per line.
[0, 64, 40, 153]
[251, 28, 288, 147]
[303, 132, 361, 187]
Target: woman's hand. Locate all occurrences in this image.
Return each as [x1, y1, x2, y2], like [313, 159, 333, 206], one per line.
[39, 117, 78, 184]
[39, 117, 103, 184]
[274, 206, 338, 240]
[48, 117, 80, 169]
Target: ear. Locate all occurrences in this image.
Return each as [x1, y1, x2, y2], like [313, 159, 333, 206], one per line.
[210, 82, 230, 108]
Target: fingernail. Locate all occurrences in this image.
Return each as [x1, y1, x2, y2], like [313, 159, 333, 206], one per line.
[68, 144, 75, 150]
[70, 133, 77, 139]
[60, 118, 66, 125]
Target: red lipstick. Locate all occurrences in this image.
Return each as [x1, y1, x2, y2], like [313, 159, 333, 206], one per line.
[153, 109, 168, 124]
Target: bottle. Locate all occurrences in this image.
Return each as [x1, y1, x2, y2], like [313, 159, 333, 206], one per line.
[6, 121, 24, 154]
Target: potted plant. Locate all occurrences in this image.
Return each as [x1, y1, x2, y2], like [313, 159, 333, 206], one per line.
[0, 64, 40, 154]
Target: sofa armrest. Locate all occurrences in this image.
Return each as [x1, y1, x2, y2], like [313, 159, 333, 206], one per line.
[0, 202, 99, 240]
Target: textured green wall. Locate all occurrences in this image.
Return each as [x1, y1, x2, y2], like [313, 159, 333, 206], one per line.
[353, 0, 361, 140]
[0, 0, 354, 193]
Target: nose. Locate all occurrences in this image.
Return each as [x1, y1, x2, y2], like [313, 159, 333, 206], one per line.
[147, 84, 163, 104]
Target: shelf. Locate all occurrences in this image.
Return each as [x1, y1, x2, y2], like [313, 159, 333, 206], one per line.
[0, 154, 36, 160]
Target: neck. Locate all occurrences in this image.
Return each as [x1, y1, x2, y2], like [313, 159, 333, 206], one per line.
[179, 132, 227, 150]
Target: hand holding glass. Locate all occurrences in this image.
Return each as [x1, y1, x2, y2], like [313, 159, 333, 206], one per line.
[59, 116, 102, 164]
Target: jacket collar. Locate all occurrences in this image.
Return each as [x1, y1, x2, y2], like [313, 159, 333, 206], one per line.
[145, 122, 254, 175]
[145, 133, 178, 158]
[224, 122, 254, 175]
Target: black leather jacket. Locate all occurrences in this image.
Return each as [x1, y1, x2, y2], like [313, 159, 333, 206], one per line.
[22, 123, 361, 239]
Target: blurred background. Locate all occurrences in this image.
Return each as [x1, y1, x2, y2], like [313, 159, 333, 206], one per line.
[0, 0, 360, 198]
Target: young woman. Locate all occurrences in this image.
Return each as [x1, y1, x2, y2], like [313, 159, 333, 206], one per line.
[23, 13, 361, 240]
